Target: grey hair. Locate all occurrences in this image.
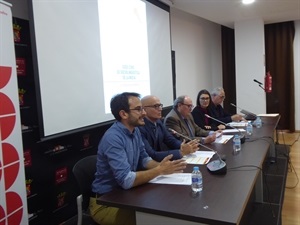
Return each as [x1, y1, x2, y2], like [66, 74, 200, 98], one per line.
[211, 87, 224, 97]
[173, 95, 186, 109]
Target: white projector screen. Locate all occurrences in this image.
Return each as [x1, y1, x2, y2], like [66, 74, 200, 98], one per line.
[29, 0, 173, 139]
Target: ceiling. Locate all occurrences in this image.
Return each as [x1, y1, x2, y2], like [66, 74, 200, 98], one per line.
[163, 0, 300, 28]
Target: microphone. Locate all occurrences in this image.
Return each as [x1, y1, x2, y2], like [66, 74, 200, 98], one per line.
[253, 79, 266, 91]
[168, 128, 227, 175]
[253, 79, 263, 85]
[230, 103, 257, 121]
[204, 114, 246, 144]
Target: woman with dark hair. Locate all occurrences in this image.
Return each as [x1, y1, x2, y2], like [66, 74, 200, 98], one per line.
[191, 89, 225, 131]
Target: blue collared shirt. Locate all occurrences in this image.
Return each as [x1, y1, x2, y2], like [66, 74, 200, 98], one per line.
[92, 121, 152, 194]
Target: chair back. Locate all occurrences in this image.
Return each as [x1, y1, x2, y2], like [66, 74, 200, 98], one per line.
[73, 155, 97, 210]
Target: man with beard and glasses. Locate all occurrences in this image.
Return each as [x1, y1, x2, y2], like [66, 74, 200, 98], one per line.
[90, 92, 187, 225]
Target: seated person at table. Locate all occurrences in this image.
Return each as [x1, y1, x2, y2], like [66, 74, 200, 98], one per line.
[164, 95, 220, 144]
[139, 95, 199, 162]
[90, 92, 187, 225]
[210, 87, 244, 124]
[192, 89, 225, 131]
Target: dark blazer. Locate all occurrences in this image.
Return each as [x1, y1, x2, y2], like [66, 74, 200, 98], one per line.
[210, 104, 232, 124]
[191, 106, 220, 131]
[138, 118, 182, 162]
[164, 109, 210, 141]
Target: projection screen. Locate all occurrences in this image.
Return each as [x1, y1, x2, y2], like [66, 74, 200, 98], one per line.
[29, 0, 173, 139]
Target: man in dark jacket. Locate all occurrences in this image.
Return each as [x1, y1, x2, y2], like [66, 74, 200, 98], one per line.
[139, 95, 199, 162]
[164, 95, 220, 143]
[210, 87, 244, 123]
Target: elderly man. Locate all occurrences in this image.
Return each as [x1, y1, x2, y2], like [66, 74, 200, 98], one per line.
[139, 95, 199, 162]
[164, 95, 220, 144]
[210, 87, 244, 123]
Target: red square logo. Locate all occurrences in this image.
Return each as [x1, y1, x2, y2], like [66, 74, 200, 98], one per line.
[55, 167, 68, 185]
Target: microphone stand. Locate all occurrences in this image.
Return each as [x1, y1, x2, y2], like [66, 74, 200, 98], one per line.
[168, 128, 227, 175]
[258, 84, 265, 91]
[205, 114, 246, 144]
[253, 79, 266, 92]
[230, 103, 257, 121]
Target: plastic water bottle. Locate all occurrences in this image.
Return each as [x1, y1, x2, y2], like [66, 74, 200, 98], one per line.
[256, 116, 262, 128]
[233, 134, 241, 153]
[246, 121, 253, 135]
[191, 166, 203, 192]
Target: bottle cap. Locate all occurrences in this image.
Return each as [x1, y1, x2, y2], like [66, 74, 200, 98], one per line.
[193, 166, 199, 171]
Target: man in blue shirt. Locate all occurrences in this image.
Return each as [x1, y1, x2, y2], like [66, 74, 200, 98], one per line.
[139, 95, 199, 162]
[90, 92, 187, 225]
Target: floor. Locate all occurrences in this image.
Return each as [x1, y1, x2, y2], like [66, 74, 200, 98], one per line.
[279, 131, 300, 225]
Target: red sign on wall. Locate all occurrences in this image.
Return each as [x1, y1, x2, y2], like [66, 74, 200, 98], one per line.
[16, 58, 26, 76]
[55, 167, 68, 185]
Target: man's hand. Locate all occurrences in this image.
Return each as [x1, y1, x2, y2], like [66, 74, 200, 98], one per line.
[158, 155, 187, 175]
[231, 114, 244, 122]
[215, 130, 223, 138]
[217, 124, 226, 130]
[180, 139, 199, 156]
[203, 133, 216, 144]
[204, 125, 212, 130]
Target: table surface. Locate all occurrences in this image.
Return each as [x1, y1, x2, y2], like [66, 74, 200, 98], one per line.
[98, 116, 280, 225]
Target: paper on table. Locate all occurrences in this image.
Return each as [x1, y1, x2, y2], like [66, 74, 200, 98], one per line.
[149, 173, 191, 185]
[184, 151, 215, 164]
[257, 113, 279, 117]
[222, 129, 245, 133]
[227, 122, 248, 127]
[214, 134, 233, 144]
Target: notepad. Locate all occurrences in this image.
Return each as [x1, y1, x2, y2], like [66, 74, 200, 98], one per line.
[149, 173, 191, 185]
[227, 122, 248, 127]
[257, 113, 279, 117]
[222, 129, 245, 133]
[183, 151, 215, 165]
[214, 134, 233, 144]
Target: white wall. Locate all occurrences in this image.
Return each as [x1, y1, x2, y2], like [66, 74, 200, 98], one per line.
[234, 19, 266, 115]
[170, 8, 222, 103]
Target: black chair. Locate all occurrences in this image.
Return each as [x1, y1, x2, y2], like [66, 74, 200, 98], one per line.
[72, 155, 97, 225]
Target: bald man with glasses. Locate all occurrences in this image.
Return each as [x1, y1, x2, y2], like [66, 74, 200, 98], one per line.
[138, 95, 199, 162]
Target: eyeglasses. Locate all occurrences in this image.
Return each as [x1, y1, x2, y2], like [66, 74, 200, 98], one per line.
[200, 97, 210, 101]
[181, 103, 194, 108]
[144, 104, 163, 109]
[218, 95, 225, 99]
[129, 106, 145, 113]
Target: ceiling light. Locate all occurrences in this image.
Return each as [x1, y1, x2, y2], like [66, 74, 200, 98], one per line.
[242, 0, 255, 4]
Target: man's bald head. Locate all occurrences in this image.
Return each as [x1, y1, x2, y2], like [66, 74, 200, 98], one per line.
[141, 95, 159, 106]
[141, 95, 163, 122]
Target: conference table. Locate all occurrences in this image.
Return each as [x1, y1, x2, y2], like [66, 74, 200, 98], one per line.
[98, 115, 280, 225]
